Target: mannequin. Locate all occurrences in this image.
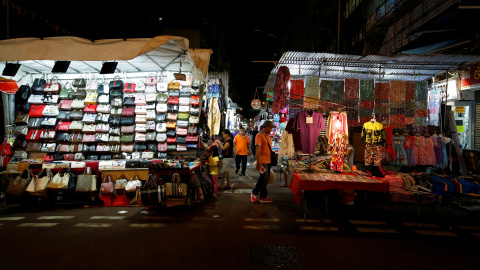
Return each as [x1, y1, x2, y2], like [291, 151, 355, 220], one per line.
[362, 114, 385, 177]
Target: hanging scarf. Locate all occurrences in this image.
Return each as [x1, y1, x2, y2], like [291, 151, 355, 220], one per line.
[272, 66, 290, 114]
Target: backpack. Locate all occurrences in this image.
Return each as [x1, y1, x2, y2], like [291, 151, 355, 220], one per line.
[16, 84, 31, 101]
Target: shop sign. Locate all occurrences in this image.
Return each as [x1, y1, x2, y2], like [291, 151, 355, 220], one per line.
[455, 106, 465, 114]
[457, 126, 464, 133]
[461, 66, 480, 90]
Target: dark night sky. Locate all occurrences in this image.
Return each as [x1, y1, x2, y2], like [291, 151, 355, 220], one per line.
[5, 0, 301, 117]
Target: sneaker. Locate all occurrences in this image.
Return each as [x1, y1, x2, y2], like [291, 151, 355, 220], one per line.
[240, 173, 246, 177]
[218, 187, 225, 192]
[259, 197, 273, 203]
[235, 169, 239, 174]
[251, 193, 258, 203]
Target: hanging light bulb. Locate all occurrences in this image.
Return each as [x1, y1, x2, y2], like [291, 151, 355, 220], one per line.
[335, 119, 341, 129]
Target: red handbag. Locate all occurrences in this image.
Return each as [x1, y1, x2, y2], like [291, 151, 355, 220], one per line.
[0, 140, 13, 156]
[43, 155, 54, 162]
[59, 100, 73, 110]
[43, 77, 61, 93]
[186, 135, 199, 142]
[167, 137, 176, 144]
[63, 154, 75, 161]
[121, 107, 135, 117]
[26, 129, 42, 141]
[124, 83, 136, 93]
[29, 105, 46, 117]
[83, 104, 97, 113]
[56, 121, 71, 131]
[168, 97, 179, 105]
[190, 95, 200, 106]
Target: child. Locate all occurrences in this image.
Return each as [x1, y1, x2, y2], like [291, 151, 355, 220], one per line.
[205, 146, 219, 196]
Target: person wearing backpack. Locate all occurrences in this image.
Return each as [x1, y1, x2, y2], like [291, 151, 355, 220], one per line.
[217, 129, 234, 191]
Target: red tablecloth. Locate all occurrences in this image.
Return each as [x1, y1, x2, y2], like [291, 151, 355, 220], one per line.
[289, 172, 390, 204]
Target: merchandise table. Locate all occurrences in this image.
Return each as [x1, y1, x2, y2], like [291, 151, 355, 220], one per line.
[289, 172, 390, 204]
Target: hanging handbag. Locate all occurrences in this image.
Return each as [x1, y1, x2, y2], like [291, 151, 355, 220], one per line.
[157, 93, 168, 103]
[6, 169, 33, 195]
[28, 118, 42, 129]
[59, 99, 73, 111]
[82, 113, 97, 124]
[190, 106, 200, 116]
[82, 134, 96, 143]
[15, 113, 29, 124]
[166, 121, 177, 129]
[100, 175, 115, 194]
[98, 94, 110, 104]
[168, 96, 179, 105]
[26, 129, 42, 141]
[186, 135, 199, 142]
[167, 113, 178, 121]
[74, 153, 86, 160]
[168, 82, 180, 90]
[43, 77, 61, 93]
[134, 94, 147, 106]
[75, 167, 97, 192]
[13, 125, 28, 136]
[135, 80, 145, 93]
[121, 117, 135, 126]
[176, 127, 188, 136]
[145, 93, 157, 102]
[135, 124, 147, 132]
[123, 96, 135, 106]
[32, 78, 47, 94]
[190, 95, 200, 106]
[141, 151, 155, 159]
[135, 115, 147, 124]
[176, 144, 187, 151]
[115, 174, 128, 190]
[189, 116, 199, 124]
[109, 117, 121, 126]
[156, 103, 168, 113]
[124, 83, 136, 93]
[109, 76, 124, 90]
[156, 113, 166, 122]
[70, 143, 84, 152]
[178, 112, 189, 120]
[109, 136, 120, 143]
[126, 174, 142, 192]
[69, 121, 84, 131]
[168, 105, 179, 113]
[156, 133, 167, 142]
[71, 99, 85, 109]
[46, 168, 70, 190]
[121, 125, 135, 134]
[166, 173, 187, 203]
[176, 136, 187, 144]
[72, 89, 87, 99]
[167, 137, 177, 144]
[97, 104, 111, 113]
[179, 105, 190, 113]
[57, 111, 71, 121]
[72, 78, 86, 88]
[122, 107, 135, 117]
[26, 168, 52, 196]
[29, 104, 46, 117]
[177, 120, 188, 128]
[157, 142, 168, 152]
[111, 97, 123, 107]
[99, 160, 113, 170]
[146, 120, 156, 130]
[121, 134, 134, 143]
[84, 91, 98, 104]
[111, 107, 123, 116]
[146, 132, 156, 141]
[156, 123, 167, 133]
[166, 129, 176, 138]
[55, 133, 70, 142]
[27, 94, 45, 104]
[134, 143, 147, 152]
[39, 130, 56, 139]
[134, 133, 147, 142]
[43, 105, 59, 117]
[83, 104, 97, 114]
[59, 83, 74, 99]
[140, 174, 165, 205]
[82, 124, 96, 133]
[145, 74, 157, 86]
[146, 110, 156, 120]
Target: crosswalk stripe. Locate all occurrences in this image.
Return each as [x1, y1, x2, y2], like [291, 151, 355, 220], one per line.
[357, 227, 398, 233]
[455, 225, 480, 230]
[18, 223, 59, 227]
[402, 222, 440, 228]
[300, 226, 339, 231]
[130, 223, 166, 228]
[0, 217, 25, 221]
[37, 216, 75, 220]
[244, 218, 280, 222]
[414, 230, 457, 236]
[89, 216, 125, 220]
[350, 220, 386, 225]
[74, 223, 113, 228]
[243, 225, 279, 230]
[142, 216, 173, 220]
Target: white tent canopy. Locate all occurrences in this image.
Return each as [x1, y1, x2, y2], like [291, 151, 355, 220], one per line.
[0, 35, 212, 82]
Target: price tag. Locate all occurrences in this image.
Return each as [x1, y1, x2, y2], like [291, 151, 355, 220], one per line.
[306, 117, 313, 124]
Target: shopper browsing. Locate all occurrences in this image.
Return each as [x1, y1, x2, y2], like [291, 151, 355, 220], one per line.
[251, 121, 275, 203]
[217, 129, 234, 191]
[205, 147, 219, 197]
[234, 126, 251, 176]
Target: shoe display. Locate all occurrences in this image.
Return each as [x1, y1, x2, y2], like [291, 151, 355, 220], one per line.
[259, 197, 273, 203]
[251, 193, 258, 203]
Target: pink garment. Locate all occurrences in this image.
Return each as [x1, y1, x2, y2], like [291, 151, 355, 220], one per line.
[424, 136, 437, 165]
[413, 136, 428, 165]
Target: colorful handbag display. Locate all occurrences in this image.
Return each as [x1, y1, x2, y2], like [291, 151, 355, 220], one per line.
[134, 94, 147, 106]
[157, 93, 168, 103]
[29, 105, 46, 117]
[84, 104, 97, 113]
[121, 107, 135, 117]
[166, 121, 176, 129]
[158, 143, 168, 152]
[168, 82, 180, 90]
[168, 96, 179, 105]
[109, 76, 124, 90]
[43, 77, 61, 93]
[124, 83, 136, 93]
[145, 74, 157, 86]
[59, 99, 73, 110]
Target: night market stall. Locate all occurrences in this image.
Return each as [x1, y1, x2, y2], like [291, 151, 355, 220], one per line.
[0, 35, 216, 208]
[263, 52, 480, 218]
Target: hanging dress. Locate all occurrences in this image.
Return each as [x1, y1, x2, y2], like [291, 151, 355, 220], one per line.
[393, 135, 408, 166]
[432, 136, 444, 168]
[327, 112, 348, 172]
[424, 136, 437, 166]
[413, 136, 427, 165]
[441, 136, 451, 169]
[382, 124, 396, 163]
[404, 136, 416, 167]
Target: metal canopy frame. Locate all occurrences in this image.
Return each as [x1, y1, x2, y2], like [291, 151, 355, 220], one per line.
[264, 51, 480, 92]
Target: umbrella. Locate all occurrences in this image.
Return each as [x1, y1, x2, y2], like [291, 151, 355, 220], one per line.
[0, 76, 18, 94]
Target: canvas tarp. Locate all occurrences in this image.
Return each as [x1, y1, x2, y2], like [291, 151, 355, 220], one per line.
[0, 35, 212, 81]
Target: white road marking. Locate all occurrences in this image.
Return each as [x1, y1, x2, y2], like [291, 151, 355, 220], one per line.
[300, 226, 339, 232]
[130, 223, 166, 228]
[0, 217, 25, 221]
[414, 230, 457, 236]
[243, 225, 279, 230]
[74, 223, 113, 228]
[18, 223, 59, 227]
[350, 220, 386, 225]
[244, 218, 280, 222]
[37, 216, 75, 220]
[357, 228, 398, 233]
[89, 216, 125, 220]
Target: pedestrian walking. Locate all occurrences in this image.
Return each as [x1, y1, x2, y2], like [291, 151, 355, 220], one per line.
[217, 129, 234, 191]
[251, 121, 275, 203]
[251, 126, 259, 158]
[205, 146, 219, 197]
[234, 126, 251, 176]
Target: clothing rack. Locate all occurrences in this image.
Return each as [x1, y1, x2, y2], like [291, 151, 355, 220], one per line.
[288, 92, 355, 109]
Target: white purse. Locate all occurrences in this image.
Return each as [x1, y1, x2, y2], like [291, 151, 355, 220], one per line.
[99, 161, 113, 170]
[179, 97, 190, 105]
[146, 110, 156, 120]
[145, 85, 156, 93]
[84, 91, 98, 103]
[71, 99, 85, 109]
[135, 106, 147, 115]
[156, 103, 167, 113]
[135, 124, 147, 132]
[71, 161, 86, 168]
[27, 95, 45, 104]
[156, 123, 167, 133]
[146, 93, 157, 102]
[43, 105, 59, 116]
[157, 82, 168, 92]
[141, 152, 154, 159]
[97, 104, 111, 113]
[112, 160, 126, 169]
[98, 95, 110, 104]
[135, 115, 147, 124]
[179, 105, 189, 113]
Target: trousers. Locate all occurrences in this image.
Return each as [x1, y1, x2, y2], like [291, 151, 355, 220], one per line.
[235, 155, 247, 174]
[365, 144, 382, 166]
[252, 164, 271, 198]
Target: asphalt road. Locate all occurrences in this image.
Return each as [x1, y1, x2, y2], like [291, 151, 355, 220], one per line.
[1, 162, 480, 270]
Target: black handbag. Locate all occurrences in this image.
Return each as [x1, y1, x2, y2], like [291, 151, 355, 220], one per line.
[87, 155, 99, 160]
[97, 84, 106, 95]
[156, 113, 166, 122]
[17, 84, 32, 101]
[147, 143, 157, 152]
[100, 155, 112, 160]
[56, 133, 70, 142]
[109, 117, 121, 126]
[124, 97, 135, 106]
[134, 143, 147, 151]
[158, 153, 167, 158]
[168, 105, 179, 113]
[69, 110, 83, 120]
[32, 78, 46, 94]
[139, 159, 151, 168]
[109, 89, 123, 98]
[53, 154, 64, 161]
[109, 78, 124, 90]
[72, 89, 86, 99]
[57, 111, 71, 121]
[126, 160, 139, 168]
[83, 144, 96, 152]
[16, 102, 31, 113]
[122, 152, 132, 159]
[72, 78, 86, 88]
[28, 118, 43, 129]
[121, 117, 134, 125]
[176, 136, 186, 144]
[167, 130, 176, 138]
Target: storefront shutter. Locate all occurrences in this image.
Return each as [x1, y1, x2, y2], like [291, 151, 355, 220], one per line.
[474, 91, 480, 150]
